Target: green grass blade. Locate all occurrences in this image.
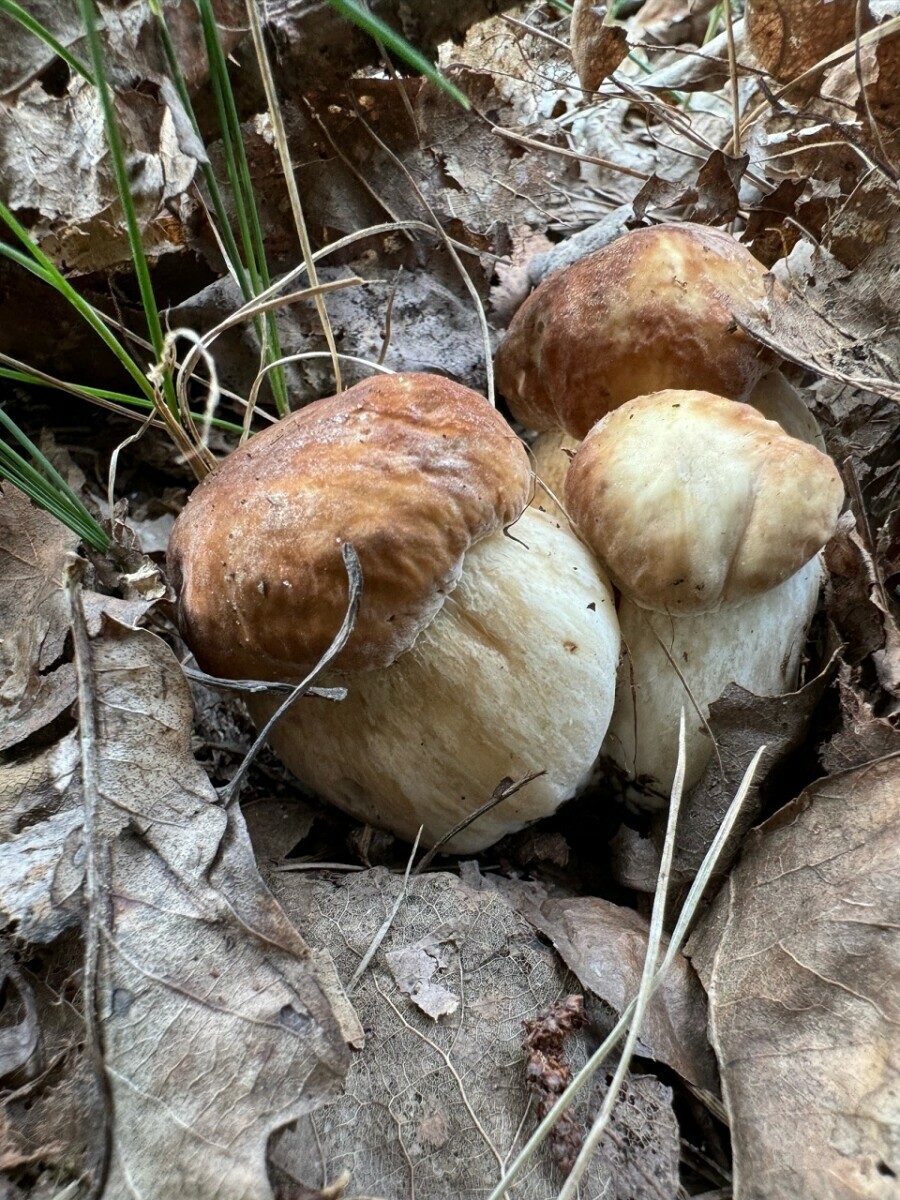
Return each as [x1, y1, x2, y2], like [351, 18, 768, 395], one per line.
[325, 0, 470, 109]
[0, 207, 156, 402]
[195, 0, 289, 415]
[0, 366, 243, 434]
[0, 409, 110, 549]
[0, 0, 95, 83]
[77, 0, 176, 414]
[149, 0, 251, 303]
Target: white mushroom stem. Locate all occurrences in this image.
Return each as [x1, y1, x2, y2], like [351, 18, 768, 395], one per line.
[602, 556, 822, 806]
[529, 430, 581, 519]
[747, 370, 826, 450]
[249, 507, 621, 852]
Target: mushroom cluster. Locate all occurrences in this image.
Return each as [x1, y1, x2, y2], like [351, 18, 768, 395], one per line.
[168, 373, 621, 852]
[168, 223, 845, 847]
[495, 223, 845, 803]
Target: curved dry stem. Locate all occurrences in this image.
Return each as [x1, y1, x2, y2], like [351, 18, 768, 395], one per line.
[486, 741, 768, 1200]
[245, 0, 344, 394]
[242, 353, 396, 441]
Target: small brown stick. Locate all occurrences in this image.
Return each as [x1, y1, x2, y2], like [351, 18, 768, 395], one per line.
[723, 0, 741, 158]
[413, 770, 546, 874]
[65, 562, 114, 1198]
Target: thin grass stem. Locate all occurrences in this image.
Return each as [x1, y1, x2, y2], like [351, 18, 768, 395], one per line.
[486, 743, 767, 1200]
[556, 713, 687, 1199]
[0, 0, 95, 83]
[325, 0, 470, 109]
[0, 413, 110, 549]
[0, 364, 243, 434]
[78, 0, 176, 413]
[0, 210, 155, 402]
[245, 0, 343, 394]
[195, 0, 289, 415]
[149, 0, 250, 300]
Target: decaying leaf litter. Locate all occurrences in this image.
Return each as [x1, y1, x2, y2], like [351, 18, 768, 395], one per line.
[0, 1, 898, 1198]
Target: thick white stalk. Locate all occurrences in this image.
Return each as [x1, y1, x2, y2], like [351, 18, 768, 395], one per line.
[251, 508, 621, 851]
[604, 556, 822, 804]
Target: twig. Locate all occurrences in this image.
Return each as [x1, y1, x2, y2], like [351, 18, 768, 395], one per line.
[220, 543, 362, 807]
[346, 828, 423, 993]
[414, 770, 546, 874]
[246, 0, 343, 394]
[486, 740, 767, 1200]
[556, 711, 687, 1199]
[352, 99, 497, 405]
[65, 562, 114, 1199]
[723, 0, 741, 158]
[180, 663, 346, 702]
[489, 121, 650, 182]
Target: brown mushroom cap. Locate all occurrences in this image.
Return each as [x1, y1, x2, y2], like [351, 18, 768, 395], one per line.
[168, 373, 531, 680]
[495, 223, 782, 438]
[565, 389, 844, 613]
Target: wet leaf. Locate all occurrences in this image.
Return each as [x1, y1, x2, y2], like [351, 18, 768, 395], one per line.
[688, 754, 900, 1199]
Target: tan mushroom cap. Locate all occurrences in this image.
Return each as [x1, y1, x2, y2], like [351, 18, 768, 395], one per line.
[495, 223, 782, 438]
[168, 373, 531, 680]
[565, 389, 844, 614]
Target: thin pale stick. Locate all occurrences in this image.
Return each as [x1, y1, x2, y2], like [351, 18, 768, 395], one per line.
[221, 544, 361, 808]
[555, 712, 687, 1199]
[485, 741, 767, 1200]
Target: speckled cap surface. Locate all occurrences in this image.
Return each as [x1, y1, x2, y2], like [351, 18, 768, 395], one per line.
[168, 373, 531, 679]
[565, 389, 844, 613]
[495, 223, 781, 437]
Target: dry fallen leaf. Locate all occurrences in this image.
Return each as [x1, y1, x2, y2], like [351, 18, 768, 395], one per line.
[516, 893, 718, 1093]
[0, 0, 246, 270]
[1, 588, 350, 1196]
[170, 258, 493, 403]
[0, 955, 99, 1183]
[821, 663, 900, 773]
[661, 639, 838, 888]
[746, 0, 863, 84]
[268, 867, 681, 1199]
[385, 924, 461, 1020]
[571, 1, 630, 93]
[826, 511, 900, 699]
[688, 754, 900, 1199]
[0, 484, 78, 750]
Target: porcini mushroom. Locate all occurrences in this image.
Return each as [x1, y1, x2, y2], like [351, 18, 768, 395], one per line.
[565, 389, 844, 801]
[168, 373, 621, 851]
[496, 222, 783, 439]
